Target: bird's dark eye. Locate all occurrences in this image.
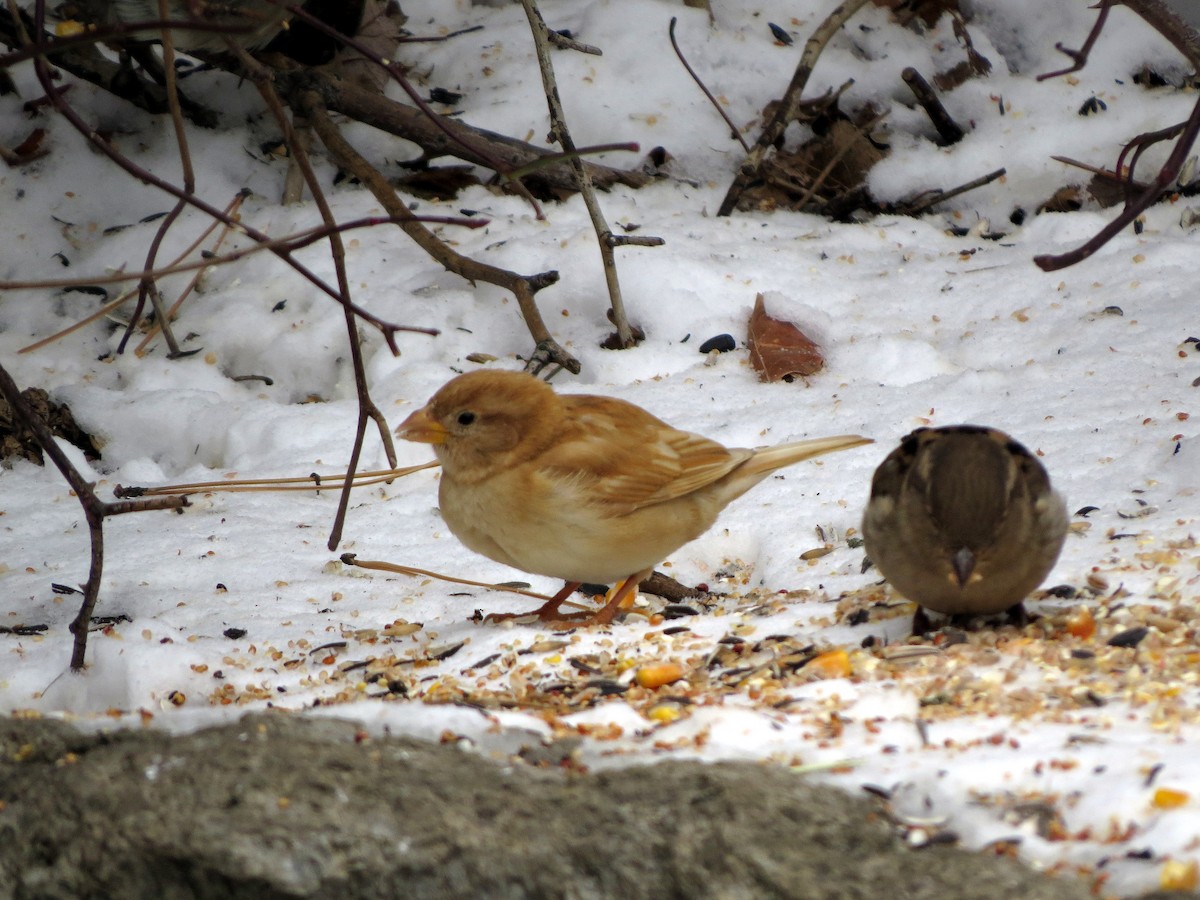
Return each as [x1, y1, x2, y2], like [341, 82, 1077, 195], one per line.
[456, 411, 476, 426]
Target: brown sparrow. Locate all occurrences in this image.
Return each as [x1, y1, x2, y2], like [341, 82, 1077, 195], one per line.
[862, 425, 1068, 632]
[397, 370, 872, 627]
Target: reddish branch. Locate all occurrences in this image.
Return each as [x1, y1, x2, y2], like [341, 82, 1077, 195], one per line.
[1034, 0, 1200, 271]
[1034, 92, 1200, 271]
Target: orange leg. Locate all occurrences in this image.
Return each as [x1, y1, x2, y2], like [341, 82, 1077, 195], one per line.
[483, 581, 582, 625]
[483, 572, 646, 628]
[545, 573, 640, 628]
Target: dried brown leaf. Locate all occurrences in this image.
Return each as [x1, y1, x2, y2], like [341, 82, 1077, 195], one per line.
[336, 0, 407, 93]
[746, 294, 824, 383]
[1038, 186, 1084, 214]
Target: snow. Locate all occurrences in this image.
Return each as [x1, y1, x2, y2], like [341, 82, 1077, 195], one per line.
[3, 0, 1200, 894]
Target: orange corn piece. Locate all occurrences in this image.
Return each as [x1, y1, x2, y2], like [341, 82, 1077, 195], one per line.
[1161, 859, 1198, 891]
[635, 663, 685, 689]
[807, 649, 852, 678]
[1152, 787, 1190, 809]
[1066, 607, 1095, 639]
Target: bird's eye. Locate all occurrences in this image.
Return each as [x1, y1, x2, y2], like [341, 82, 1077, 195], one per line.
[456, 411, 476, 426]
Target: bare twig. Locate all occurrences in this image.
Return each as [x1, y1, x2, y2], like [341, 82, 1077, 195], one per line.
[901, 67, 964, 145]
[1116, 120, 1189, 195]
[4, 215, 471, 294]
[0, 362, 188, 670]
[544, 29, 601, 55]
[342, 556, 700, 610]
[301, 91, 580, 374]
[120, 0, 193, 357]
[1034, 92, 1200, 271]
[114, 462, 438, 498]
[718, 0, 870, 217]
[134, 194, 246, 355]
[228, 44, 400, 550]
[1050, 154, 1151, 191]
[270, 68, 651, 195]
[1036, 0, 1115, 81]
[12, 4, 439, 354]
[1033, 0, 1200, 270]
[522, 0, 663, 349]
[895, 167, 1006, 217]
[669, 16, 749, 151]
[280, 0, 546, 218]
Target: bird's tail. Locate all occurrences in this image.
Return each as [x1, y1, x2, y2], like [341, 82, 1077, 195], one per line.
[742, 434, 874, 477]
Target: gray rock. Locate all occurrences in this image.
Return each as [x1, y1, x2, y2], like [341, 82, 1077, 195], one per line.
[0, 713, 1102, 899]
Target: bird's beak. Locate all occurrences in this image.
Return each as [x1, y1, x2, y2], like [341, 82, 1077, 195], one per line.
[396, 407, 448, 445]
[950, 546, 979, 587]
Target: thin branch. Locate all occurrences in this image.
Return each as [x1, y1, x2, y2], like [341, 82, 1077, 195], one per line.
[3, 215, 477, 295]
[895, 166, 1006, 216]
[669, 16, 750, 152]
[0, 362, 187, 670]
[522, 0, 661, 349]
[1036, 0, 1114, 81]
[340, 555, 594, 612]
[1050, 154, 1151, 191]
[718, 0, 870, 217]
[1033, 0, 1200, 270]
[1035, 91, 1200, 271]
[114, 462, 438, 498]
[901, 67, 964, 145]
[228, 42, 400, 549]
[120, 0, 193, 357]
[280, 0, 545, 219]
[301, 91, 580, 374]
[134, 195, 246, 356]
[286, 70, 650, 194]
[13, 6, 436, 355]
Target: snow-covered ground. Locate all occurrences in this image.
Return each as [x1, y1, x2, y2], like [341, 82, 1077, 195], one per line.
[3, 0, 1199, 894]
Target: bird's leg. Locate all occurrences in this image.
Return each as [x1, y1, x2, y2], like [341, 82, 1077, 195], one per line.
[911, 606, 934, 637]
[547, 573, 642, 628]
[1004, 601, 1030, 627]
[483, 581, 582, 624]
[483, 572, 647, 628]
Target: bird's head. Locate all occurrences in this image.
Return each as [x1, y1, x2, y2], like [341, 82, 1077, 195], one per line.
[396, 370, 564, 482]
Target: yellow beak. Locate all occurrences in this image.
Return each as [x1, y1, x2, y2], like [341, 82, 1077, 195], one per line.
[395, 407, 449, 445]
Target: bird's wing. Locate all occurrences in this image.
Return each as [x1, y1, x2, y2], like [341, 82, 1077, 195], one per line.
[539, 395, 750, 513]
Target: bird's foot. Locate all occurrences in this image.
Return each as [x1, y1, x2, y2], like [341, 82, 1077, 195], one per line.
[481, 576, 642, 629]
[482, 582, 582, 626]
[911, 606, 934, 637]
